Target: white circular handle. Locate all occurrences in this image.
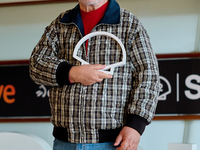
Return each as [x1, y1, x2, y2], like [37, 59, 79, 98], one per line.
[73, 31, 126, 75]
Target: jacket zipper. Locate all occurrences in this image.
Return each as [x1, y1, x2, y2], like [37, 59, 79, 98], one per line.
[59, 21, 87, 143]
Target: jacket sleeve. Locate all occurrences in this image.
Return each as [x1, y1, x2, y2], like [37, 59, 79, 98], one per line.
[125, 23, 160, 134]
[29, 23, 73, 86]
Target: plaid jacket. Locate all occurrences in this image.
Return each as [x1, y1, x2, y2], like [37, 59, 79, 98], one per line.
[29, 0, 160, 143]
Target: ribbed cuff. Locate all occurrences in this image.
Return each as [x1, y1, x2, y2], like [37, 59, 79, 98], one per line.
[56, 62, 74, 86]
[125, 114, 149, 135]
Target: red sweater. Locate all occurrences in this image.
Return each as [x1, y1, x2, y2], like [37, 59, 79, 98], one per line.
[80, 1, 109, 54]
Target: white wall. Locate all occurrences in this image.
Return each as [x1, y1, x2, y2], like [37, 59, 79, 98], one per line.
[0, 2, 78, 60]
[0, 0, 199, 60]
[0, 0, 200, 150]
[118, 0, 200, 54]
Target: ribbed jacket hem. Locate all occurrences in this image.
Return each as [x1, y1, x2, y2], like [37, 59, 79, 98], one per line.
[53, 126, 122, 143]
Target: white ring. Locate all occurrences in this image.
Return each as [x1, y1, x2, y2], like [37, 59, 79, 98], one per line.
[73, 31, 126, 75]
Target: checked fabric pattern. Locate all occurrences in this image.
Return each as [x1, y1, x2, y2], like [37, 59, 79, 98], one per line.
[29, 6, 160, 143]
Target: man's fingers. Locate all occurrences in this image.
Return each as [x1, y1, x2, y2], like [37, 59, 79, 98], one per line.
[69, 64, 113, 86]
[92, 64, 112, 76]
[92, 64, 112, 79]
[121, 140, 129, 148]
[114, 134, 122, 147]
[114, 127, 140, 150]
[98, 71, 112, 79]
[127, 146, 135, 150]
[116, 140, 129, 150]
[93, 64, 106, 68]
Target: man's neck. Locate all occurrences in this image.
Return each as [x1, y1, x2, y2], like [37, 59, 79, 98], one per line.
[79, 0, 108, 12]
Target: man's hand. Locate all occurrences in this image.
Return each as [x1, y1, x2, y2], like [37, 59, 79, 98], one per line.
[69, 64, 112, 86]
[114, 126, 140, 150]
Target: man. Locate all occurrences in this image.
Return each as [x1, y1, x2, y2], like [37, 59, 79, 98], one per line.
[29, 0, 160, 149]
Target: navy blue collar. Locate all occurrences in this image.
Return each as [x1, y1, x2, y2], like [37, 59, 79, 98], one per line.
[60, 0, 120, 36]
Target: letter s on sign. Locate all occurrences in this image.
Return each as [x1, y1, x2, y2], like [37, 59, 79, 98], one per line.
[185, 74, 200, 100]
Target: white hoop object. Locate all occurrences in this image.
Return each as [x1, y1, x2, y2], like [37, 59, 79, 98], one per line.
[73, 31, 126, 75]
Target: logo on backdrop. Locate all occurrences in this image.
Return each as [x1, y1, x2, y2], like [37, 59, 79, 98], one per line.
[0, 84, 16, 104]
[158, 74, 200, 102]
[158, 76, 172, 101]
[1, 58, 200, 118]
[184, 74, 200, 100]
[0, 65, 51, 117]
[156, 58, 200, 115]
[36, 85, 49, 98]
